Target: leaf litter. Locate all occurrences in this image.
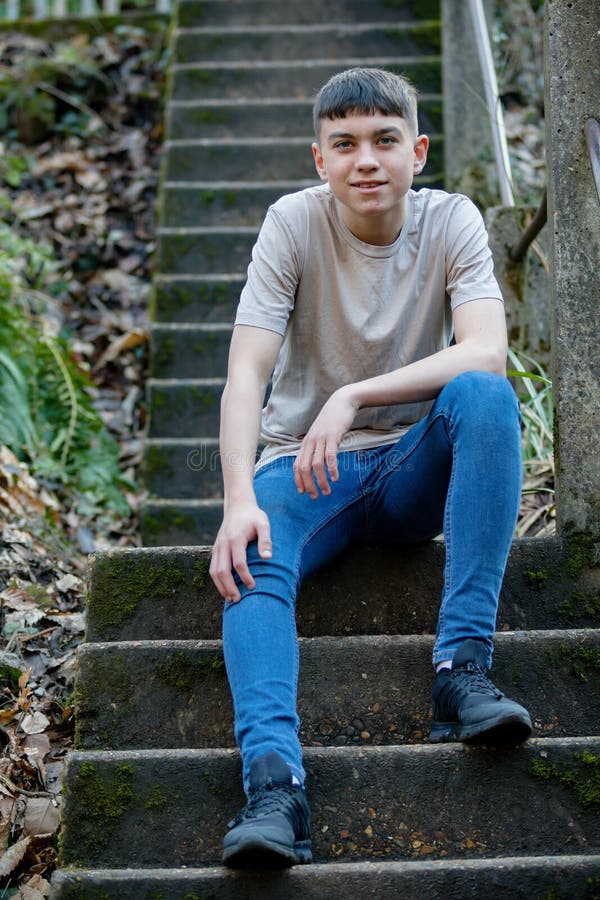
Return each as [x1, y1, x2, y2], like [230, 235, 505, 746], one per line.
[0, 22, 166, 893]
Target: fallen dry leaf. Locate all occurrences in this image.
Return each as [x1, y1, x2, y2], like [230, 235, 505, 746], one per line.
[23, 797, 61, 837]
[0, 835, 31, 876]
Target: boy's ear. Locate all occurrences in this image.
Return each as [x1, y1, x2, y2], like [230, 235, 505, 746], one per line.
[312, 142, 328, 181]
[413, 134, 429, 175]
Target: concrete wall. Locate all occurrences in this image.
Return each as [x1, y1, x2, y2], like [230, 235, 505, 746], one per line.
[544, 0, 600, 540]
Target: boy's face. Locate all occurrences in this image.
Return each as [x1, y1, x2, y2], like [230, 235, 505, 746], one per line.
[312, 112, 428, 245]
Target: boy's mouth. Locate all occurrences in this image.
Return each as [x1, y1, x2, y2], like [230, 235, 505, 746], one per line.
[352, 181, 386, 191]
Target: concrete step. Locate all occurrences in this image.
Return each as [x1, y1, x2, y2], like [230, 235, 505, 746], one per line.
[161, 177, 441, 228]
[151, 275, 243, 324]
[48, 855, 600, 899]
[147, 378, 223, 438]
[150, 323, 231, 379]
[177, 0, 440, 29]
[156, 227, 255, 276]
[84, 538, 599, 642]
[58, 738, 600, 869]
[171, 58, 441, 102]
[164, 135, 444, 182]
[140, 499, 223, 547]
[174, 22, 441, 64]
[142, 438, 222, 500]
[161, 181, 316, 228]
[75, 629, 600, 751]
[166, 95, 443, 141]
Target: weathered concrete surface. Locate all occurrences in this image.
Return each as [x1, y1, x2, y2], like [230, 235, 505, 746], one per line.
[59, 739, 600, 868]
[544, 0, 600, 538]
[140, 499, 223, 546]
[174, 22, 441, 64]
[161, 183, 311, 228]
[147, 379, 223, 438]
[156, 228, 256, 276]
[75, 630, 600, 750]
[177, 0, 440, 28]
[50, 855, 600, 900]
[167, 96, 443, 141]
[164, 138, 444, 182]
[85, 538, 600, 643]
[151, 275, 243, 324]
[486, 205, 551, 369]
[142, 439, 222, 499]
[172, 59, 442, 103]
[150, 324, 232, 379]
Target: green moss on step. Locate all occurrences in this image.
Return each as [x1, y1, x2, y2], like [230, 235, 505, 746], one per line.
[523, 568, 549, 590]
[559, 590, 600, 622]
[190, 108, 228, 126]
[564, 530, 595, 577]
[89, 559, 185, 639]
[530, 749, 600, 810]
[192, 560, 208, 589]
[67, 762, 135, 860]
[144, 785, 168, 811]
[143, 446, 174, 479]
[153, 334, 176, 374]
[558, 645, 600, 683]
[155, 650, 224, 692]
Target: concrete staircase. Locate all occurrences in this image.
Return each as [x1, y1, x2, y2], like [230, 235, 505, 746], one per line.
[51, 538, 600, 897]
[50, 1, 600, 897]
[141, 0, 444, 547]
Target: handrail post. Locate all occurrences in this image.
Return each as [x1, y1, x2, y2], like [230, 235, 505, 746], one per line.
[468, 0, 514, 206]
[442, 0, 513, 205]
[544, 0, 600, 539]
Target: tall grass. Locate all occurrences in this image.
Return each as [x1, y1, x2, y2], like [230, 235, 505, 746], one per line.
[507, 347, 555, 536]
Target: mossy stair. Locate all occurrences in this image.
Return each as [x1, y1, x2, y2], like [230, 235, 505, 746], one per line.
[51, 535, 600, 897]
[142, 0, 445, 546]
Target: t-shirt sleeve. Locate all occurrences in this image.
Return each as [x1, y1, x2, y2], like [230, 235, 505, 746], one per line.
[234, 203, 304, 336]
[445, 196, 503, 310]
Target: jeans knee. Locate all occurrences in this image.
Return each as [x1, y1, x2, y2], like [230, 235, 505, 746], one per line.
[439, 371, 520, 436]
[445, 371, 517, 411]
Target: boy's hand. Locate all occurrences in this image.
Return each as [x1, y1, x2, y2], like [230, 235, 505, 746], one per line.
[293, 387, 359, 498]
[209, 502, 272, 602]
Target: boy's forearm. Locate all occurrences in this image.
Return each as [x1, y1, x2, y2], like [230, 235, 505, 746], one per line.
[347, 338, 506, 411]
[219, 379, 263, 508]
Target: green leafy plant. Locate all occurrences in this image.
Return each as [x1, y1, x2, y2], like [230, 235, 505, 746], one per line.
[0, 224, 134, 517]
[0, 36, 109, 142]
[508, 347, 554, 536]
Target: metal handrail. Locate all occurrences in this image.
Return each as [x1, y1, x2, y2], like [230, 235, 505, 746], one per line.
[468, 0, 515, 207]
[584, 117, 600, 205]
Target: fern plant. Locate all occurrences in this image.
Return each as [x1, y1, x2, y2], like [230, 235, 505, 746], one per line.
[0, 224, 134, 517]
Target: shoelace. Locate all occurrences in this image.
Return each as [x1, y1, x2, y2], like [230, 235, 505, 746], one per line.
[228, 782, 300, 828]
[438, 663, 503, 716]
[451, 662, 502, 696]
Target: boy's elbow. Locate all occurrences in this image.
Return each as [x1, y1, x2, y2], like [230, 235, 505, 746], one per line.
[482, 341, 508, 377]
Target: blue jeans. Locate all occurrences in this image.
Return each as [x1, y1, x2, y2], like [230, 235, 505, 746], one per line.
[222, 371, 522, 790]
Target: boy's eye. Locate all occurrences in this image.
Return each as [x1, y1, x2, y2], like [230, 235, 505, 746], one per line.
[378, 136, 397, 145]
[334, 140, 353, 149]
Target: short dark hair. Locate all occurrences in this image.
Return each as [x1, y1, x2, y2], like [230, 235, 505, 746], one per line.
[313, 67, 419, 139]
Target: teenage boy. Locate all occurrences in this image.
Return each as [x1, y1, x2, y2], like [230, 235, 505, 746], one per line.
[209, 67, 533, 869]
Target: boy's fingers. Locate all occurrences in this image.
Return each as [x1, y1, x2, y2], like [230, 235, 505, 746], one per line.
[256, 520, 273, 558]
[312, 442, 331, 495]
[325, 441, 339, 482]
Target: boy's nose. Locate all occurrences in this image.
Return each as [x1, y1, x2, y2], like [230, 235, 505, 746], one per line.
[356, 144, 379, 169]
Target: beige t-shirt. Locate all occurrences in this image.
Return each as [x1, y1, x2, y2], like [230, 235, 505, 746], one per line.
[235, 185, 503, 467]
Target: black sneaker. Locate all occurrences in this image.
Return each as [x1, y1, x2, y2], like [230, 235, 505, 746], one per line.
[222, 751, 312, 869]
[430, 639, 533, 745]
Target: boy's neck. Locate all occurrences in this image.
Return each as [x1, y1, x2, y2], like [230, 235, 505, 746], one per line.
[336, 197, 407, 246]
